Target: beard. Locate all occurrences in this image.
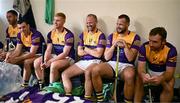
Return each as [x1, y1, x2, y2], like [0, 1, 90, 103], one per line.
[87, 25, 94, 32]
[150, 45, 164, 51]
[117, 27, 127, 34]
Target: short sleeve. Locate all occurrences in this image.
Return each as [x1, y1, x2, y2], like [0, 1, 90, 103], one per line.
[97, 33, 106, 48]
[166, 46, 177, 67]
[131, 34, 141, 50]
[78, 33, 84, 46]
[138, 44, 146, 62]
[17, 33, 22, 44]
[32, 32, 42, 46]
[47, 32, 52, 43]
[65, 32, 74, 46]
[106, 34, 113, 48]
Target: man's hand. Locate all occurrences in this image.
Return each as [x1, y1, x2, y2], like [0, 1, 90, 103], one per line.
[0, 51, 6, 60]
[4, 55, 11, 63]
[41, 62, 46, 70]
[113, 39, 128, 48]
[149, 75, 163, 85]
[5, 56, 20, 64]
[141, 73, 151, 84]
[41, 59, 53, 69]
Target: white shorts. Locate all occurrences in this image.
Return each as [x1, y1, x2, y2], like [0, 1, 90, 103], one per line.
[107, 61, 134, 74]
[51, 54, 75, 65]
[148, 69, 164, 76]
[75, 59, 101, 70]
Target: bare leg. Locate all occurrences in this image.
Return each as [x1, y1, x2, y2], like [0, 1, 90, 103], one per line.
[23, 56, 39, 82]
[34, 57, 44, 80]
[84, 63, 98, 97]
[134, 75, 144, 102]
[160, 78, 174, 103]
[91, 63, 114, 101]
[121, 67, 135, 101]
[62, 64, 84, 94]
[50, 58, 70, 83]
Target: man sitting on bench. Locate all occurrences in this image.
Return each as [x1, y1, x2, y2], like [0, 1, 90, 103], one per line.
[91, 14, 141, 102]
[134, 27, 177, 102]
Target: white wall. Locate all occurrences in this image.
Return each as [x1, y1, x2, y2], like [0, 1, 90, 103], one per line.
[0, 0, 180, 73]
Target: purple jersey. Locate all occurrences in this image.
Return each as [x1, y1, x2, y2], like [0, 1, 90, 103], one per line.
[47, 28, 75, 60]
[78, 29, 106, 60]
[6, 25, 19, 46]
[107, 31, 141, 64]
[138, 42, 177, 72]
[17, 28, 45, 54]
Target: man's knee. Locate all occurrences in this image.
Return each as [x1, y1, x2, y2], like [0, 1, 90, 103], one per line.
[34, 58, 41, 69]
[162, 78, 174, 93]
[91, 65, 101, 77]
[50, 62, 64, 76]
[50, 62, 60, 70]
[24, 59, 33, 67]
[123, 68, 135, 83]
[62, 69, 70, 79]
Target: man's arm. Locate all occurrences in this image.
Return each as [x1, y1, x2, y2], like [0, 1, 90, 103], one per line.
[84, 47, 104, 58]
[124, 46, 138, 62]
[7, 44, 22, 58]
[15, 45, 39, 60]
[138, 61, 151, 83]
[104, 45, 115, 60]
[49, 45, 72, 62]
[44, 43, 52, 62]
[84, 33, 106, 58]
[77, 46, 88, 57]
[122, 36, 140, 62]
[161, 46, 177, 82]
[162, 67, 175, 82]
[4, 44, 22, 63]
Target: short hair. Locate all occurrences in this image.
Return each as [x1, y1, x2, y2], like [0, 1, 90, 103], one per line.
[149, 27, 167, 40]
[118, 14, 130, 24]
[87, 14, 97, 22]
[17, 18, 29, 25]
[7, 10, 18, 16]
[55, 12, 66, 20]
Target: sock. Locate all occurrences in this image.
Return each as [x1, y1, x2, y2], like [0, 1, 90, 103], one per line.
[96, 91, 104, 102]
[38, 80, 44, 90]
[65, 93, 72, 96]
[21, 80, 29, 87]
[84, 95, 92, 99]
[124, 97, 133, 103]
[38, 80, 44, 85]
